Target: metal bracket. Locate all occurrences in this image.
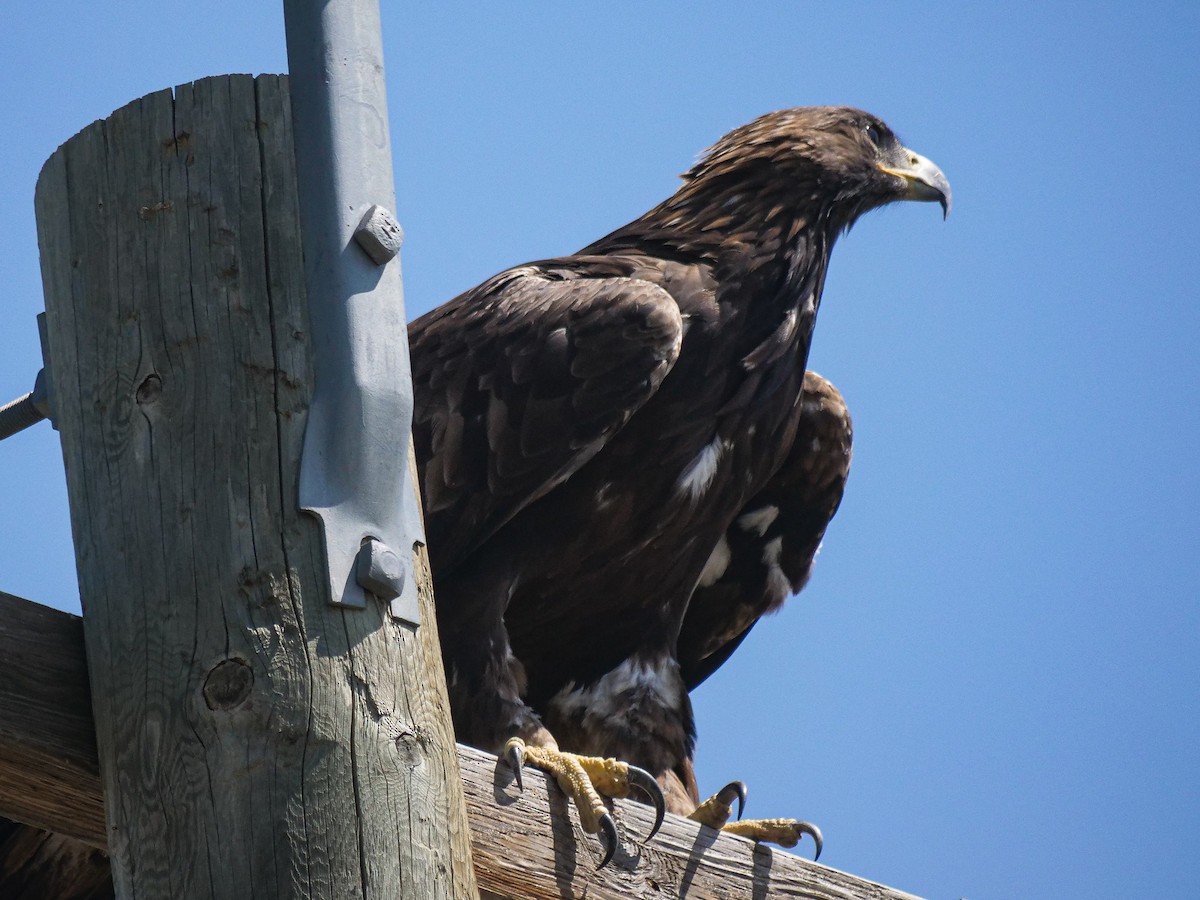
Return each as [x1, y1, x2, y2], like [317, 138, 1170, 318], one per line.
[36, 313, 57, 429]
[284, 0, 422, 624]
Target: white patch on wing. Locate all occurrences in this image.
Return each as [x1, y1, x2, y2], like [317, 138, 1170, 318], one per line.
[777, 307, 799, 344]
[595, 482, 617, 510]
[737, 505, 780, 537]
[548, 656, 684, 726]
[506, 264, 545, 280]
[761, 535, 792, 602]
[669, 319, 684, 359]
[676, 436, 724, 500]
[697, 534, 732, 587]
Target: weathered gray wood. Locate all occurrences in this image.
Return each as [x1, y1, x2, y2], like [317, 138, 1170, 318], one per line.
[34, 74, 476, 899]
[458, 743, 924, 900]
[0, 592, 928, 900]
[0, 592, 104, 846]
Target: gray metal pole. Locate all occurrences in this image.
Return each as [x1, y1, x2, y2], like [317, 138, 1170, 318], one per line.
[283, 0, 421, 621]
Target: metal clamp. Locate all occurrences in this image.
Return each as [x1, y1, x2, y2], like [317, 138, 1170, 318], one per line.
[285, 0, 422, 625]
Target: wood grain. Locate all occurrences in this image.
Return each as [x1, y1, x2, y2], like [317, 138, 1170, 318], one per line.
[458, 743, 924, 900]
[0, 821, 112, 900]
[0, 592, 104, 847]
[34, 74, 475, 899]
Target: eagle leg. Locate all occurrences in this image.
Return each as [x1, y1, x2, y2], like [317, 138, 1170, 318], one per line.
[688, 780, 822, 860]
[504, 737, 666, 868]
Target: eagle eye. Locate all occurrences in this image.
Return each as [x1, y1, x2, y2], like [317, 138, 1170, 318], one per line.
[864, 124, 884, 148]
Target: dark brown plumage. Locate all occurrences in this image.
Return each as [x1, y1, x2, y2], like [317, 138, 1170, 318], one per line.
[409, 106, 949, 820]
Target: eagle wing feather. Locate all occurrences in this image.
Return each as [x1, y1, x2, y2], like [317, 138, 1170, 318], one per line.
[678, 372, 852, 689]
[410, 266, 684, 572]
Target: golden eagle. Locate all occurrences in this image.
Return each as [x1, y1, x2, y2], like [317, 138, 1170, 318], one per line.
[410, 106, 949, 864]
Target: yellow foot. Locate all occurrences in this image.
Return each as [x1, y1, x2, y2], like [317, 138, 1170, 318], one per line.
[689, 781, 823, 860]
[689, 780, 747, 829]
[503, 737, 666, 868]
[722, 818, 823, 858]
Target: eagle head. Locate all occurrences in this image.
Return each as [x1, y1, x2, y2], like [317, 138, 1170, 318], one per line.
[682, 106, 951, 231]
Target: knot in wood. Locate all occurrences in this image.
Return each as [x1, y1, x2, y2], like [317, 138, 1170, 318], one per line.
[135, 373, 163, 405]
[394, 727, 428, 768]
[202, 658, 254, 711]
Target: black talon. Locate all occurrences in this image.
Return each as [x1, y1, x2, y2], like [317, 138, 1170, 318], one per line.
[504, 741, 525, 792]
[796, 821, 824, 861]
[625, 765, 666, 841]
[596, 811, 619, 869]
[715, 780, 748, 820]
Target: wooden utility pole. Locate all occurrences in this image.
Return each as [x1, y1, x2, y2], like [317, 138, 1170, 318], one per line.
[35, 74, 476, 898]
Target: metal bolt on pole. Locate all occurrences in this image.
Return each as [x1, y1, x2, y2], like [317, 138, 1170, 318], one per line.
[0, 374, 47, 441]
[1, 315, 57, 442]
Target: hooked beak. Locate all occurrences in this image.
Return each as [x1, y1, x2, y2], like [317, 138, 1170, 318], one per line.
[880, 149, 952, 218]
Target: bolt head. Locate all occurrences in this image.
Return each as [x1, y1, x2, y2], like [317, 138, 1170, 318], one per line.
[354, 205, 404, 265]
[356, 538, 405, 601]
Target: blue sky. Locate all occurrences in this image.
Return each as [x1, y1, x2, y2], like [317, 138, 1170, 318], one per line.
[1, 3, 1197, 898]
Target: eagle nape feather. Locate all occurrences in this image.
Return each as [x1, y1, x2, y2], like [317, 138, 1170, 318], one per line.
[410, 106, 949, 863]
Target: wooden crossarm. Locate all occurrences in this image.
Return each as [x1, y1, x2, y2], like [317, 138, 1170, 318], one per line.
[0, 590, 924, 899]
